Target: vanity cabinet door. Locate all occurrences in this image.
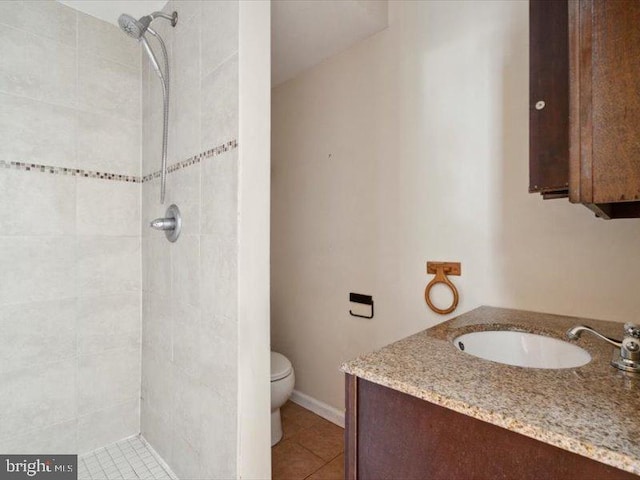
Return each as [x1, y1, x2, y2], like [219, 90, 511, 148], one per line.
[345, 375, 636, 480]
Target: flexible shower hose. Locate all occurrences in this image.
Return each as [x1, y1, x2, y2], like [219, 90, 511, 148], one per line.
[148, 29, 170, 204]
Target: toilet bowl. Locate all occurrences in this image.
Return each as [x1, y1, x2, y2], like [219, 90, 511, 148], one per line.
[271, 351, 295, 446]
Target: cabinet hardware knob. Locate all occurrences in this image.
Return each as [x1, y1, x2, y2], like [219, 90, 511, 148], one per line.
[535, 100, 545, 110]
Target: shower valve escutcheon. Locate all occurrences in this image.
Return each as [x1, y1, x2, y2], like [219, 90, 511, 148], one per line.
[150, 204, 182, 243]
[566, 323, 640, 373]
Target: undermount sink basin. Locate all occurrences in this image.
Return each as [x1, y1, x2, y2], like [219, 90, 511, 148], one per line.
[453, 330, 591, 369]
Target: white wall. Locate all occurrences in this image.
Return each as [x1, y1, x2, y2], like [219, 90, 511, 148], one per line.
[271, 0, 640, 412]
[237, 2, 271, 477]
[0, 0, 142, 454]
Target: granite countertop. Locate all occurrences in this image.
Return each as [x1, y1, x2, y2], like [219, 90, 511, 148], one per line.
[341, 306, 640, 475]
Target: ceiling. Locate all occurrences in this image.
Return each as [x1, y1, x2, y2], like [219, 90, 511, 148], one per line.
[272, 0, 388, 86]
[57, 0, 167, 25]
[57, 0, 388, 86]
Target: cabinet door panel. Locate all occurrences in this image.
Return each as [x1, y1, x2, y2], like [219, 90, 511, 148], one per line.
[570, 0, 640, 212]
[590, 0, 640, 203]
[350, 377, 636, 480]
[529, 0, 569, 196]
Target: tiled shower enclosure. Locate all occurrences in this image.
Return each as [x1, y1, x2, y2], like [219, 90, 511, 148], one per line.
[0, 1, 250, 478]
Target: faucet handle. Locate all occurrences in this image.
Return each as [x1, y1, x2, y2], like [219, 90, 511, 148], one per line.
[621, 324, 640, 364]
[150, 217, 176, 230]
[624, 323, 640, 338]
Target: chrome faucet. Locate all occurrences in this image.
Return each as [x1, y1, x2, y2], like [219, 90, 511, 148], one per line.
[566, 323, 640, 373]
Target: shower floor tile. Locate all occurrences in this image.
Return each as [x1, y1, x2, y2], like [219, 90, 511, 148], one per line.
[79, 436, 177, 480]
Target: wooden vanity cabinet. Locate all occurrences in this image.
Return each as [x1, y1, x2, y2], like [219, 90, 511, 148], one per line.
[530, 0, 640, 218]
[345, 375, 636, 480]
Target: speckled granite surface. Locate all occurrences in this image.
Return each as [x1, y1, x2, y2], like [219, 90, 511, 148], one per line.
[341, 306, 640, 475]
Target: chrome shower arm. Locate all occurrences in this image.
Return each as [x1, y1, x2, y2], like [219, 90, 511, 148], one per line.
[150, 11, 178, 26]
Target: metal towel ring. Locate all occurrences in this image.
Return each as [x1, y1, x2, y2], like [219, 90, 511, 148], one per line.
[424, 262, 460, 315]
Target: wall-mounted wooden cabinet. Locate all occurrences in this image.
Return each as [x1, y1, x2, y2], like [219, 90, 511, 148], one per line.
[530, 0, 640, 219]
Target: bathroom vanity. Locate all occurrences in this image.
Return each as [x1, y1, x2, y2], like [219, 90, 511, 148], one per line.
[341, 307, 640, 479]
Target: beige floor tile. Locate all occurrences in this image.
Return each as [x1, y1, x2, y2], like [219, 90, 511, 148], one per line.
[272, 439, 325, 480]
[296, 419, 345, 462]
[306, 454, 344, 480]
[281, 401, 325, 429]
[282, 413, 307, 441]
[274, 402, 346, 480]
[281, 401, 306, 418]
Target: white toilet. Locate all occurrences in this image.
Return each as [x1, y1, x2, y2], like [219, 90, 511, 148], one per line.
[271, 351, 295, 446]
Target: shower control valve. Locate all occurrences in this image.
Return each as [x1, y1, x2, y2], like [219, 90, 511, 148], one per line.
[150, 204, 182, 243]
[150, 218, 176, 230]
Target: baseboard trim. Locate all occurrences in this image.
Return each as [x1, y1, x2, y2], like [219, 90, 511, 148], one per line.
[290, 390, 345, 428]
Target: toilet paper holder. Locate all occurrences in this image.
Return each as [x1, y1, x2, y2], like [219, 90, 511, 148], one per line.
[349, 292, 374, 319]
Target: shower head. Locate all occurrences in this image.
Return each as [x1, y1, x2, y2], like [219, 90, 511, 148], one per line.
[117, 14, 152, 39]
[117, 12, 175, 84]
[118, 10, 177, 205]
[118, 11, 177, 39]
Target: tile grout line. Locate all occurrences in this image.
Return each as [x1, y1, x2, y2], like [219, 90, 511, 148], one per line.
[115, 439, 141, 479]
[291, 439, 325, 464]
[73, 7, 81, 453]
[117, 438, 145, 479]
[295, 439, 343, 480]
[125, 438, 151, 479]
[106, 442, 130, 479]
[303, 464, 326, 480]
[80, 459, 92, 480]
[78, 436, 174, 480]
[276, 403, 345, 480]
[92, 448, 114, 480]
[274, 436, 342, 480]
[138, 436, 176, 480]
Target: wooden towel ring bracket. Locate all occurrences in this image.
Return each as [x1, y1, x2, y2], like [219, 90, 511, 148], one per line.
[424, 261, 461, 315]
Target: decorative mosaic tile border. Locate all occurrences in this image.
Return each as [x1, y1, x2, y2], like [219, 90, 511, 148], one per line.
[141, 139, 238, 182]
[0, 159, 142, 183]
[0, 139, 238, 184]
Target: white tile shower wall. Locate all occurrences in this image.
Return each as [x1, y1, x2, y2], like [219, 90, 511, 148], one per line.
[141, 1, 239, 478]
[0, 1, 141, 453]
